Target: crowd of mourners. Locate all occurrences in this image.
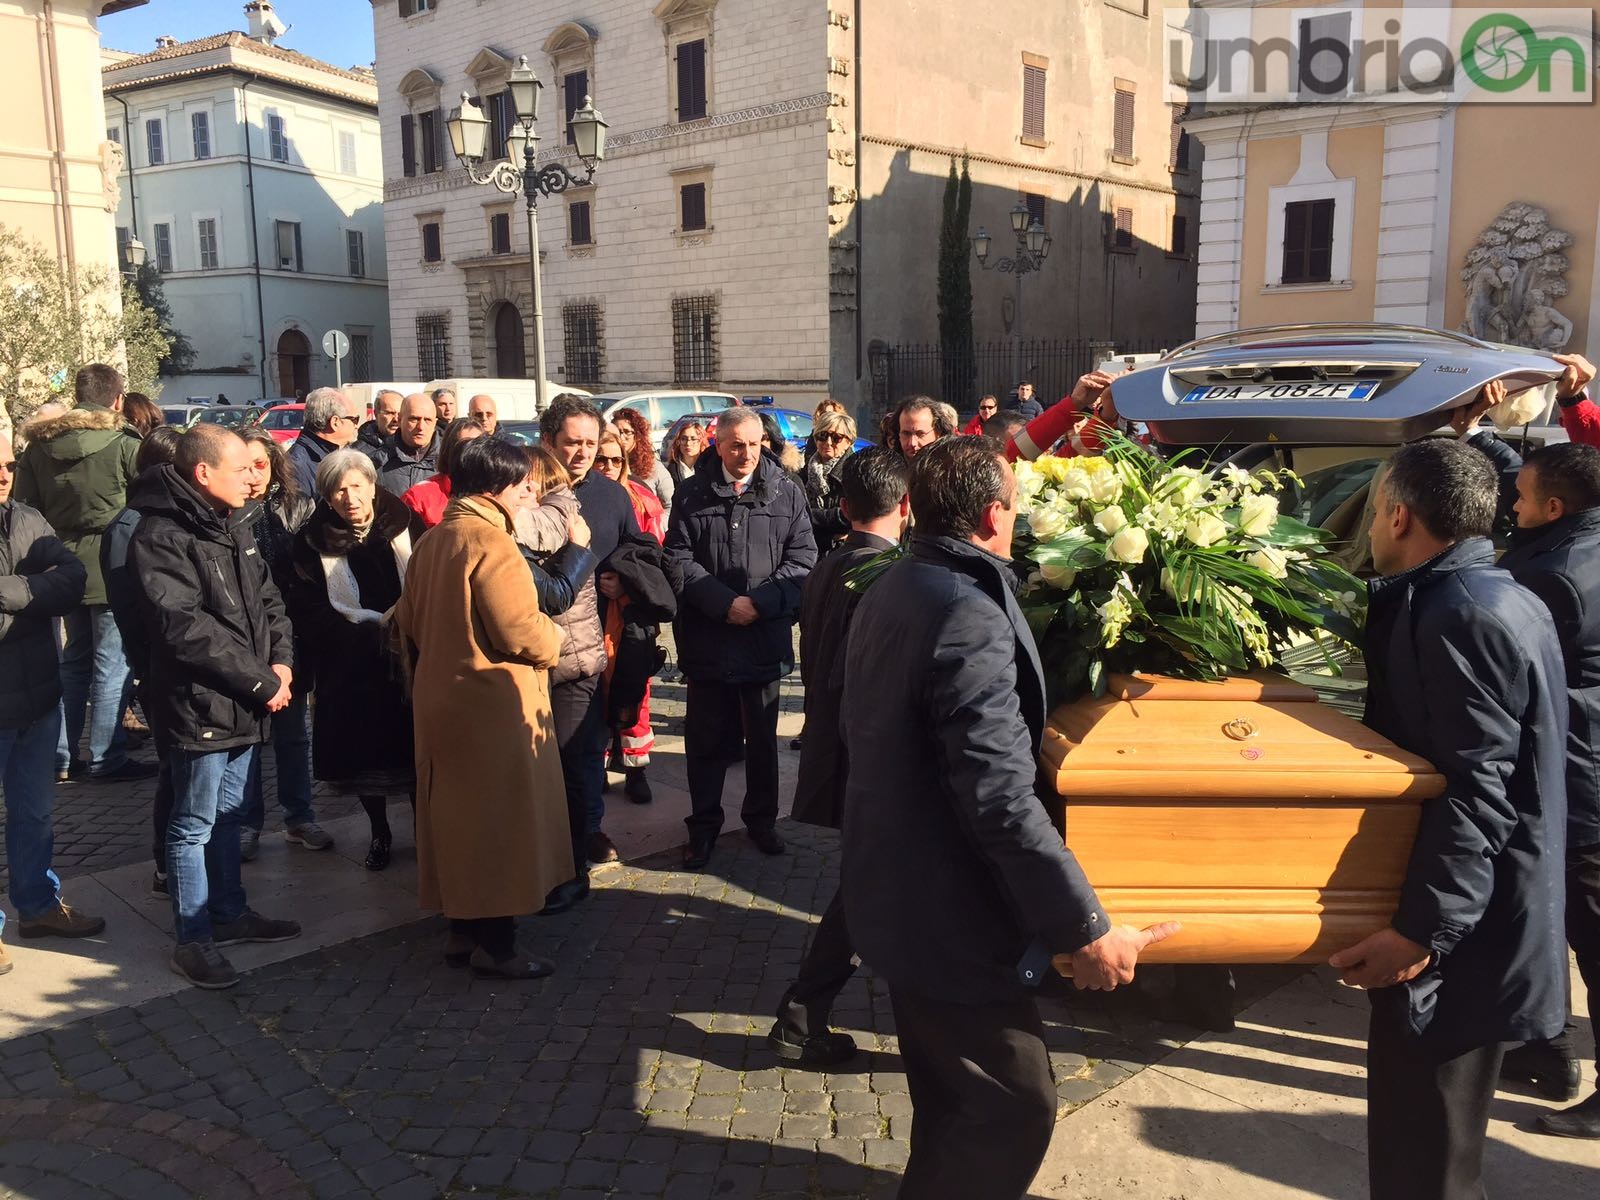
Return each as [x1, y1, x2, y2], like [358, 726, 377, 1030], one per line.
[2, 353, 1600, 1200]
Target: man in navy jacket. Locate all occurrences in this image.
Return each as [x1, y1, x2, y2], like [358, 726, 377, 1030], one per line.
[1498, 441, 1600, 1137]
[665, 408, 815, 871]
[1332, 438, 1568, 1195]
[840, 436, 1175, 1199]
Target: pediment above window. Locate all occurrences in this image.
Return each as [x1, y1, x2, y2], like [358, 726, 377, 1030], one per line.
[465, 47, 515, 85]
[398, 68, 442, 106]
[543, 21, 598, 58]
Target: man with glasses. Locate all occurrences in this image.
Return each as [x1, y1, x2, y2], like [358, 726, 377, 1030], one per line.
[287, 387, 361, 494]
[962, 395, 999, 436]
[1, 433, 102, 973]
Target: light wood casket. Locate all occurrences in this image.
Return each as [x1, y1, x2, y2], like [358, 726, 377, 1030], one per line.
[1039, 673, 1444, 967]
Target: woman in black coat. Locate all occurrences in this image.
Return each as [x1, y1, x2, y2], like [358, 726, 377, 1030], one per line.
[288, 448, 426, 870]
[802, 409, 856, 554]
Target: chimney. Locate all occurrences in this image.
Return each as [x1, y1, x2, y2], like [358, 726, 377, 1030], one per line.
[155, 35, 177, 49]
[244, 1, 288, 47]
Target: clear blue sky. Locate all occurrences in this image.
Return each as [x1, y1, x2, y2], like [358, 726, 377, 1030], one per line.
[102, 1, 376, 70]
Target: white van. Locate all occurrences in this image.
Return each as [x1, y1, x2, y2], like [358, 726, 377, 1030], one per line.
[342, 381, 421, 421]
[423, 378, 591, 423]
[594, 389, 738, 444]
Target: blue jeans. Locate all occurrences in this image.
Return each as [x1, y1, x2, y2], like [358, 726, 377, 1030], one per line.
[57, 605, 132, 774]
[167, 746, 254, 944]
[0, 711, 64, 939]
[241, 691, 315, 831]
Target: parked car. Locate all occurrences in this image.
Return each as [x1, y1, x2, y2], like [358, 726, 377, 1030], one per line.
[257, 403, 306, 445]
[496, 420, 541, 446]
[195, 406, 264, 431]
[423, 378, 590, 423]
[596, 390, 738, 447]
[660, 408, 871, 460]
[160, 403, 211, 428]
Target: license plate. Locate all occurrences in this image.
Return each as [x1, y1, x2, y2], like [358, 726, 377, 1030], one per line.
[1180, 380, 1380, 403]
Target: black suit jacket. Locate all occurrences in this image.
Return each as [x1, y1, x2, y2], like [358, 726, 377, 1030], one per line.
[1364, 538, 1568, 1050]
[791, 529, 897, 829]
[840, 534, 1107, 1005]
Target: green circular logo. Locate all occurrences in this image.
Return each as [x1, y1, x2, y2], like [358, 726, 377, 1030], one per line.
[1461, 14, 1541, 92]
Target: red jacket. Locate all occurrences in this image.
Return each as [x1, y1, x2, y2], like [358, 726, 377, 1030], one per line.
[960, 414, 986, 437]
[401, 474, 452, 528]
[1003, 395, 1107, 462]
[626, 478, 666, 544]
[1560, 392, 1600, 448]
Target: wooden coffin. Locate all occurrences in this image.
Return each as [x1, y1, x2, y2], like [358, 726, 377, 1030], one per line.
[1039, 672, 1444, 966]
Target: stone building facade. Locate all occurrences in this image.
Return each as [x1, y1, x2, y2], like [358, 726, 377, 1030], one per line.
[373, 0, 1198, 411]
[104, 4, 391, 401]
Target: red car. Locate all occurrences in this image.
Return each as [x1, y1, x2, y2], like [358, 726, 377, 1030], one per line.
[258, 403, 305, 445]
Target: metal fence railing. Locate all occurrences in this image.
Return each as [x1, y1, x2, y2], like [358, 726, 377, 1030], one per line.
[866, 336, 1171, 416]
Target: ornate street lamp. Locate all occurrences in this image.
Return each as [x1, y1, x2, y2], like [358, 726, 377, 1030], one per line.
[973, 204, 1052, 385]
[122, 234, 147, 277]
[447, 54, 608, 411]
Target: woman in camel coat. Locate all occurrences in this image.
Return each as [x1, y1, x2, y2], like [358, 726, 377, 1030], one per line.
[394, 436, 573, 979]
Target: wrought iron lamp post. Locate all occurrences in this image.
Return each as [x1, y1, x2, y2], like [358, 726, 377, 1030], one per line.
[447, 56, 608, 411]
[972, 201, 1051, 387]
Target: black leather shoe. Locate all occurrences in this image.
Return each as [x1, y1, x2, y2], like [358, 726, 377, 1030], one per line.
[767, 1016, 859, 1068]
[682, 836, 715, 871]
[1538, 1090, 1600, 1139]
[624, 768, 653, 805]
[1502, 1043, 1582, 1102]
[747, 827, 786, 856]
[536, 876, 590, 916]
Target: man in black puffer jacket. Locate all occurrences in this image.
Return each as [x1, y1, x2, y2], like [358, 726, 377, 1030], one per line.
[1497, 441, 1600, 1138]
[1, 432, 101, 967]
[665, 407, 815, 870]
[127, 425, 301, 990]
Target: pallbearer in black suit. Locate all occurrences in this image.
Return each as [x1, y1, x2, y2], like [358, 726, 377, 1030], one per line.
[766, 448, 911, 1068]
[840, 436, 1177, 1200]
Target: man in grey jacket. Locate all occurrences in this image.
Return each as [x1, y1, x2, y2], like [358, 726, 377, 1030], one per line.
[1, 433, 105, 975]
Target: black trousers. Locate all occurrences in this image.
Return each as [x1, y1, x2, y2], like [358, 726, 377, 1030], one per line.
[550, 675, 601, 880]
[449, 915, 514, 959]
[1368, 986, 1508, 1200]
[889, 986, 1057, 1200]
[1534, 839, 1600, 1070]
[683, 678, 780, 840]
[783, 885, 856, 1035]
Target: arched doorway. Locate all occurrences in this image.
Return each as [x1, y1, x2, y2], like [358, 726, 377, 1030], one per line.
[490, 302, 526, 378]
[275, 329, 311, 397]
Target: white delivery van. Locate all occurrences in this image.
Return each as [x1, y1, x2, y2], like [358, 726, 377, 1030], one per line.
[343, 382, 422, 420]
[423, 379, 591, 422]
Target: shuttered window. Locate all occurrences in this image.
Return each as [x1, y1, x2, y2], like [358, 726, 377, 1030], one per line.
[486, 92, 512, 160]
[1025, 194, 1046, 229]
[1114, 207, 1134, 250]
[563, 70, 588, 146]
[400, 113, 416, 177]
[421, 221, 442, 263]
[675, 39, 708, 122]
[1022, 65, 1046, 140]
[570, 200, 593, 246]
[1281, 199, 1335, 284]
[419, 108, 443, 173]
[1170, 106, 1191, 170]
[191, 111, 211, 159]
[1113, 89, 1135, 159]
[1171, 214, 1187, 256]
[680, 182, 707, 232]
[490, 212, 511, 255]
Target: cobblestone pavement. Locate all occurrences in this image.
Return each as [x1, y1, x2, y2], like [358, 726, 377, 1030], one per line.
[0, 820, 1290, 1199]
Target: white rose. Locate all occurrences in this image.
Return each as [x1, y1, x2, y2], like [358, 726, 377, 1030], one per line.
[1086, 470, 1124, 504]
[1106, 525, 1150, 564]
[1184, 512, 1229, 547]
[1039, 563, 1077, 589]
[1059, 467, 1095, 500]
[1028, 503, 1071, 540]
[1161, 466, 1208, 506]
[1160, 566, 1201, 603]
[1247, 546, 1290, 579]
[1238, 493, 1280, 538]
[1093, 506, 1129, 536]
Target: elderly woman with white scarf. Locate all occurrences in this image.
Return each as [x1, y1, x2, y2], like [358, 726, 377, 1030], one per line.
[286, 448, 427, 870]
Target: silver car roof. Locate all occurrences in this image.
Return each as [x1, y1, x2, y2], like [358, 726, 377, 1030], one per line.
[1111, 323, 1565, 446]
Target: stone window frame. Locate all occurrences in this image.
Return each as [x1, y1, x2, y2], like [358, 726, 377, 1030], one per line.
[656, 0, 717, 124]
[464, 48, 515, 161]
[193, 212, 221, 271]
[1021, 53, 1048, 148]
[566, 187, 596, 248]
[398, 68, 444, 176]
[671, 164, 713, 241]
[486, 202, 515, 255]
[1262, 131, 1356, 293]
[544, 23, 599, 148]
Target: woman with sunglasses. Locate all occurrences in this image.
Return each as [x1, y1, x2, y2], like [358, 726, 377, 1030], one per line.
[803, 410, 856, 554]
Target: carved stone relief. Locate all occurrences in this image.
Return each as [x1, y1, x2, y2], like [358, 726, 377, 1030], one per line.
[1460, 202, 1573, 350]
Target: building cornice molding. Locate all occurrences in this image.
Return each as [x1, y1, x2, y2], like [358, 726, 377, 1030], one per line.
[1185, 101, 1452, 144]
[382, 92, 832, 202]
